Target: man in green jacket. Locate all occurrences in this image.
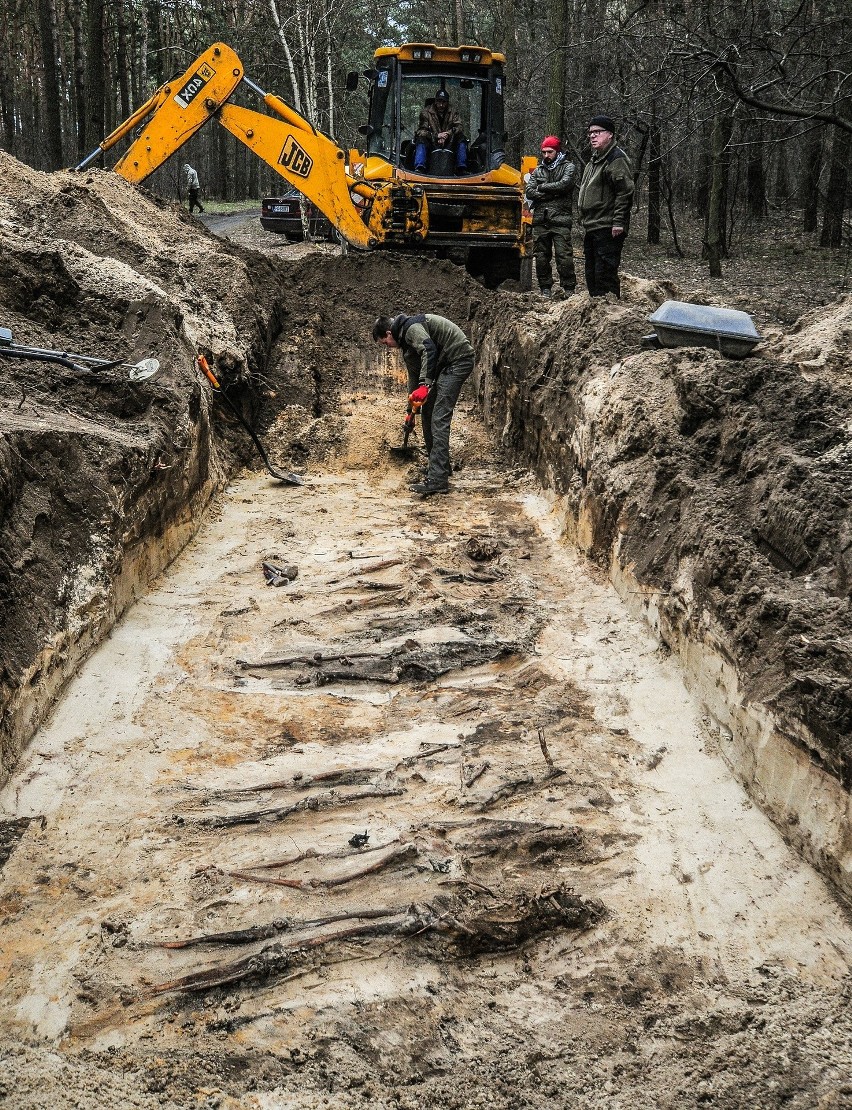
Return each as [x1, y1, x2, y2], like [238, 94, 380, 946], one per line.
[577, 115, 634, 297]
[525, 135, 576, 297]
[373, 313, 475, 497]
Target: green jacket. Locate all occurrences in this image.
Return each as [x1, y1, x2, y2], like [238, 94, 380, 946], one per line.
[577, 139, 634, 232]
[391, 313, 474, 384]
[525, 153, 575, 226]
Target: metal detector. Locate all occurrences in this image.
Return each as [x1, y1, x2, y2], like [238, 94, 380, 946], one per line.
[0, 326, 162, 381]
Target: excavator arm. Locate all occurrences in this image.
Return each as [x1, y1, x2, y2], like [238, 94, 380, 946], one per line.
[75, 43, 426, 251]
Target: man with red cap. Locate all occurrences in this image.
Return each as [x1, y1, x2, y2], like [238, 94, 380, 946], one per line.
[577, 115, 634, 297]
[524, 136, 576, 297]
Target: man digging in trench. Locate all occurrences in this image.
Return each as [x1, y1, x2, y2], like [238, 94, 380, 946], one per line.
[373, 312, 475, 497]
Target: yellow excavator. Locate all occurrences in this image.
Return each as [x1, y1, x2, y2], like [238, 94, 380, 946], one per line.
[75, 42, 533, 288]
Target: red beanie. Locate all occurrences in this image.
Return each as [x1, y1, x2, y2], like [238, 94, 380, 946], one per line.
[540, 135, 561, 151]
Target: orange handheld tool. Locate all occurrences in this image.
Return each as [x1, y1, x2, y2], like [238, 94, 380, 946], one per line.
[196, 353, 220, 389]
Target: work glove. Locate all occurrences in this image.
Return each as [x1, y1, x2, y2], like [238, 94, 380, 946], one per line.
[409, 384, 429, 405]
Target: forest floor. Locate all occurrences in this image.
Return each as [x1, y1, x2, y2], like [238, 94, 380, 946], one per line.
[1, 167, 852, 1108]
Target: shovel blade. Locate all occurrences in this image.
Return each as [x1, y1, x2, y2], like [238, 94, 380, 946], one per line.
[273, 471, 304, 486]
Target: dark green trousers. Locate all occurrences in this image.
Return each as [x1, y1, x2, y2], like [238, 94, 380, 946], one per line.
[533, 224, 576, 291]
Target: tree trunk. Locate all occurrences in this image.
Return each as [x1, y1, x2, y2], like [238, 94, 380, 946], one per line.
[819, 126, 850, 248]
[86, 0, 106, 153]
[37, 0, 63, 168]
[773, 127, 791, 211]
[268, 0, 303, 113]
[454, 0, 465, 43]
[0, 12, 17, 155]
[70, 1, 86, 159]
[547, 0, 568, 137]
[802, 129, 823, 234]
[695, 120, 712, 217]
[134, 0, 148, 106]
[647, 121, 661, 245]
[744, 120, 766, 218]
[114, 0, 131, 122]
[705, 107, 730, 277]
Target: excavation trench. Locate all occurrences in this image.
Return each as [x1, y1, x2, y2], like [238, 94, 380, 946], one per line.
[1, 163, 852, 1106]
[4, 380, 852, 1107]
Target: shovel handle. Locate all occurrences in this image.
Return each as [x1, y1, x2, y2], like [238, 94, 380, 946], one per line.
[196, 354, 220, 389]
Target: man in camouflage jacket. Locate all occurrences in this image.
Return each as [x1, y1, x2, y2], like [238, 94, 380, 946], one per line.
[525, 136, 577, 297]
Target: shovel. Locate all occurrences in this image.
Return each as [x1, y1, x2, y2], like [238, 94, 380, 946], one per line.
[0, 326, 162, 381]
[196, 354, 304, 487]
[388, 399, 423, 459]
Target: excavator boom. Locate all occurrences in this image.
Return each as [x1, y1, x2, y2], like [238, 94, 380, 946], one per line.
[76, 43, 426, 252]
[76, 45, 245, 177]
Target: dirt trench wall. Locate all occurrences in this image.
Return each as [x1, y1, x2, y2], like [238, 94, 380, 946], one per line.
[472, 281, 852, 899]
[0, 157, 290, 784]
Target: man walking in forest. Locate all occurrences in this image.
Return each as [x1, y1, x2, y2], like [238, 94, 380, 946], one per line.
[183, 164, 204, 214]
[525, 135, 576, 297]
[414, 89, 468, 175]
[373, 312, 475, 497]
[577, 116, 634, 297]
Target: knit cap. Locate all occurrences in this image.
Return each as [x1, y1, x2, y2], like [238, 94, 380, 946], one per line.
[588, 115, 615, 133]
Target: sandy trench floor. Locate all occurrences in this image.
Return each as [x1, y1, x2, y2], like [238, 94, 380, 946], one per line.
[2, 393, 852, 1108]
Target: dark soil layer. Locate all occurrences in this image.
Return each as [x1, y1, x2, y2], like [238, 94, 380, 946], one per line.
[473, 283, 852, 787]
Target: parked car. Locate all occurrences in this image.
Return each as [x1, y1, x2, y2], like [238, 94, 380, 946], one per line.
[260, 190, 339, 241]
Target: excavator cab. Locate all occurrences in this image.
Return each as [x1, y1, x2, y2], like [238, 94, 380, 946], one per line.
[351, 45, 530, 287]
[361, 47, 507, 178]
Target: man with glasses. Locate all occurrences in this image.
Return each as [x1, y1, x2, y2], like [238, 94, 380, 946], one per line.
[577, 115, 634, 297]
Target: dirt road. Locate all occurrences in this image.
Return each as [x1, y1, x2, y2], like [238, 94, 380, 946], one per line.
[2, 390, 851, 1109]
[198, 208, 261, 238]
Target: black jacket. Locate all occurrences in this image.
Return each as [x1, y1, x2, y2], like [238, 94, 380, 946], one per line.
[577, 139, 634, 232]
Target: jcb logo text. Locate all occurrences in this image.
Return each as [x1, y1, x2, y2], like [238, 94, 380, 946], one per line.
[174, 62, 215, 109]
[279, 137, 313, 178]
